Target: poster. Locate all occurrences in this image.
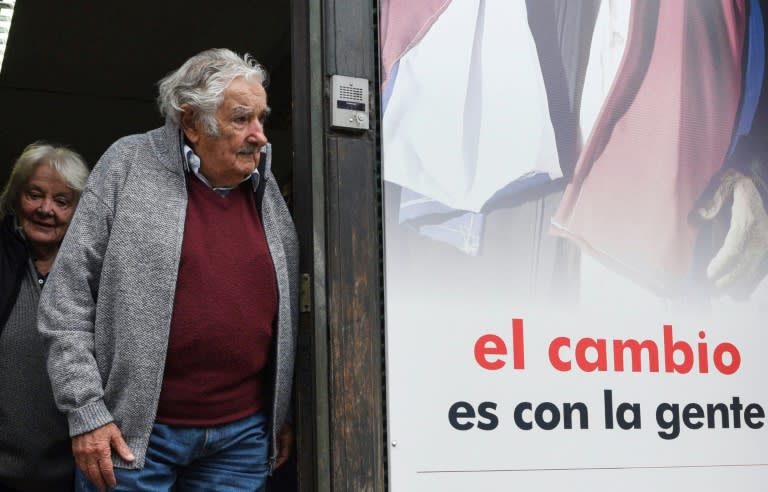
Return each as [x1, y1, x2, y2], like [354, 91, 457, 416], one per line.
[379, 1, 768, 490]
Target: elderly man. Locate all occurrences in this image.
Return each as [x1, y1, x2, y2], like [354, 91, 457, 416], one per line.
[38, 48, 298, 491]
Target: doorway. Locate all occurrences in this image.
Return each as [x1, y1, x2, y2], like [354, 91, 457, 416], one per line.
[0, 1, 298, 490]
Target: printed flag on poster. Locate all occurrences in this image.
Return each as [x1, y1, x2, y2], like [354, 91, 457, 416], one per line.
[380, 1, 768, 490]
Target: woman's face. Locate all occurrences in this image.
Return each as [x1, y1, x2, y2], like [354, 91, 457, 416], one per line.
[17, 164, 77, 252]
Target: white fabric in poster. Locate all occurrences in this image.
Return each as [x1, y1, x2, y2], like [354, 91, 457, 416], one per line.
[382, 0, 561, 214]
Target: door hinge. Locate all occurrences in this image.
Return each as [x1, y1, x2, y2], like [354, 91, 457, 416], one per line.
[300, 273, 312, 313]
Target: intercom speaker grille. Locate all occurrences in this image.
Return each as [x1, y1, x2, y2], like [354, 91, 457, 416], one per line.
[340, 86, 364, 102]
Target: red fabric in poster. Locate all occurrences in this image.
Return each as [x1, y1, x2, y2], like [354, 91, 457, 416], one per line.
[552, 0, 746, 293]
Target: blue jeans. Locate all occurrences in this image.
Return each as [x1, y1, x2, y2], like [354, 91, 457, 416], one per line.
[75, 412, 269, 492]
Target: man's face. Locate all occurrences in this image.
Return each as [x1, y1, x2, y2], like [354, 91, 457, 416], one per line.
[17, 164, 76, 252]
[183, 77, 269, 188]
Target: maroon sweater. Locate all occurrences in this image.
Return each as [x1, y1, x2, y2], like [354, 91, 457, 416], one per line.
[156, 177, 277, 425]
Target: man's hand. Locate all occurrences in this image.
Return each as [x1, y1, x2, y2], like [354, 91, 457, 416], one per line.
[274, 423, 294, 469]
[72, 422, 135, 492]
[697, 169, 768, 298]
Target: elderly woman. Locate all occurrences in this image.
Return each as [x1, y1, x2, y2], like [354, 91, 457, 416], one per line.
[0, 142, 89, 491]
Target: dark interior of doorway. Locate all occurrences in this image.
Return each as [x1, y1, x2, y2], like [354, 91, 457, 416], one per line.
[0, 1, 297, 490]
[0, 0, 294, 210]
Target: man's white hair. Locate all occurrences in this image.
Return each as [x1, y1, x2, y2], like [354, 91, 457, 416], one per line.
[157, 48, 269, 136]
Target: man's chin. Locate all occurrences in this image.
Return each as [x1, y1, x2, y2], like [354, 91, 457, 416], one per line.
[219, 169, 255, 187]
[241, 161, 259, 176]
[237, 155, 259, 170]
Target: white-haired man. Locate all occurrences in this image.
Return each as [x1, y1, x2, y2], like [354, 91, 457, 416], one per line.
[38, 48, 298, 491]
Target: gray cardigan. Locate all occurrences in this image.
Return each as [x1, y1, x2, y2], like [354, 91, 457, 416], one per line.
[37, 120, 299, 470]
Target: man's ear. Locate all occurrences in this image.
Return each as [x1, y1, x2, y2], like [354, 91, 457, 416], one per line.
[179, 104, 200, 144]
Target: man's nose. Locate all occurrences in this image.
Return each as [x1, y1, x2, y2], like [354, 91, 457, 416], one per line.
[246, 120, 268, 147]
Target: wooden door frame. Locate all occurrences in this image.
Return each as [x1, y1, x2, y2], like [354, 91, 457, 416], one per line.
[291, 0, 387, 490]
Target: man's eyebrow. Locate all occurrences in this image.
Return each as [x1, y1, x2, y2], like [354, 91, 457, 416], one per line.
[231, 105, 271, 121]
[231, 106, 255, 118]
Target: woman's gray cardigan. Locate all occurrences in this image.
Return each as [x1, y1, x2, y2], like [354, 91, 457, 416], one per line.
[37, 120, 299, 470]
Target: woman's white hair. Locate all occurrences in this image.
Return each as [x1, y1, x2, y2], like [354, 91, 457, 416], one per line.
[157, 48, 269, 136]
[0, 142, 89, 219]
